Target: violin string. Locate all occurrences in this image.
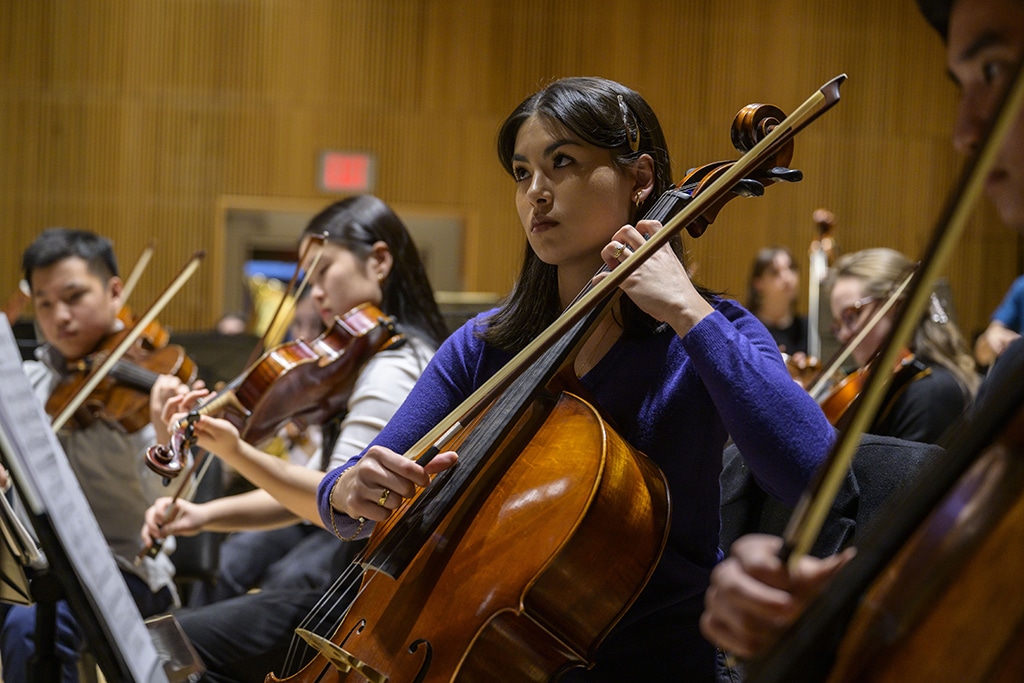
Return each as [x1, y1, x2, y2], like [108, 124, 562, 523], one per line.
[107, 358, 162, 392]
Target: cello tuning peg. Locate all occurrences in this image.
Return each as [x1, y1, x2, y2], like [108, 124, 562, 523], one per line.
[732, 178, 765, 198]
[766, 167, 804, 183]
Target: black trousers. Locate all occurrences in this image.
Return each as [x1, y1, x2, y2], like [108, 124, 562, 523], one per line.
[176, 539, 364, 683]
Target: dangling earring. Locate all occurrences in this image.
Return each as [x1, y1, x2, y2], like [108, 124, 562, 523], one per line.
[634, 190, 643, 207]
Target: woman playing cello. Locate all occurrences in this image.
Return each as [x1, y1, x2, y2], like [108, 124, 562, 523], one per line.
[142, 195, 448, 682]
[318, 77, 834, 682]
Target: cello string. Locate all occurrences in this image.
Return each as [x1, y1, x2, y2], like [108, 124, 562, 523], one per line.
[281, 78, 847, 676]
[280, 542, 393, 676]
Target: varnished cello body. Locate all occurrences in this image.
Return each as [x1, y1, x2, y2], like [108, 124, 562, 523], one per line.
[747, 331, 1024, 683]
[269, 81, 845, 683]
[827, 441, 1024, 682]
[268, 391, 669, 683]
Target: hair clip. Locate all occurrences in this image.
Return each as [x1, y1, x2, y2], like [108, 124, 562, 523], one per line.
[618, 95, 640, 153]
[929, 292, 949, 324]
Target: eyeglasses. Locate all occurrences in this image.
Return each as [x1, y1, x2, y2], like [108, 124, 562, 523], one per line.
[831, 295, 879, 337]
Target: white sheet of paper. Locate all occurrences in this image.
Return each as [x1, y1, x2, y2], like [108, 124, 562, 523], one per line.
[0, 319, 167, 683]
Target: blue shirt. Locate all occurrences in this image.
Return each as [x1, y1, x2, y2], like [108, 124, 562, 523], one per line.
[991, 274, 1024, 332]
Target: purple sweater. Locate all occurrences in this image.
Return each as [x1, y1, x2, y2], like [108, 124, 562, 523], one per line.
[317, 298, 833, 668]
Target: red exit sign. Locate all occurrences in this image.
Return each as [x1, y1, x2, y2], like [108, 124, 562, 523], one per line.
[319, 150, 376, 193]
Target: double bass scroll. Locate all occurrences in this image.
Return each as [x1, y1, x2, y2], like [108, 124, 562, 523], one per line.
[807, 208, 837, 361]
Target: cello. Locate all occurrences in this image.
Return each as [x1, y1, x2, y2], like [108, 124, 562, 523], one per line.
[743, 50, 1024, 683]
[271, 76, 845, 683]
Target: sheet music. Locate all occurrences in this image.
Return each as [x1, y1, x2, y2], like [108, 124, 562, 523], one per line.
[0, 318, 168, 683]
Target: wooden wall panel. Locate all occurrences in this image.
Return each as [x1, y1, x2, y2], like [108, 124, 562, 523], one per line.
[1, 0, 1018, 342]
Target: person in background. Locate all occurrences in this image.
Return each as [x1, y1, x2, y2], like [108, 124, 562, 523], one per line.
[142, 195, 449, 682]
[747, 246, 809, 358]
[973, 272, 1024, 367]
[826, 247, 979, 443]
[214, 312, 248, 336]
[2, 228, 191, 682]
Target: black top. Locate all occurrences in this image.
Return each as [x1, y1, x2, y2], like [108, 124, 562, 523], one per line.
[872, 359, 969, 445]
[765, 315, 809, 356]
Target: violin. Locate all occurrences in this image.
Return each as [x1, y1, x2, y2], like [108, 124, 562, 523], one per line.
[45, 327, 197, 433]
[117, 304, 171, 350]
[815, 348, 915, 427]
[269, 78, 844, 683]
[145, 302, 405, 480]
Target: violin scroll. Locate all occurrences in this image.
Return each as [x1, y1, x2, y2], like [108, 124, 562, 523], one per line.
[144, 303, 404, 480]
[146, 413, 200, 481]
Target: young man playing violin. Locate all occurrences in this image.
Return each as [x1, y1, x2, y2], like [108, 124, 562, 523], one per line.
[1, 227, 194, 683]
[700, 0, 1024, 668]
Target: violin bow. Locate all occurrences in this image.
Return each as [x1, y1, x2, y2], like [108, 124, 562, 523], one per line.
[137, 441, 214, 562]
[118, 241, 156, 310]
[804, 267, 916, 403]
[50, 251, 205, 432]
[242, 233, 326, 369]
[779, 58, 1024, 566]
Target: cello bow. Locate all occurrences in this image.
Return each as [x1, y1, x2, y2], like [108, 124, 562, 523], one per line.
[746, 48, 1024, 683]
